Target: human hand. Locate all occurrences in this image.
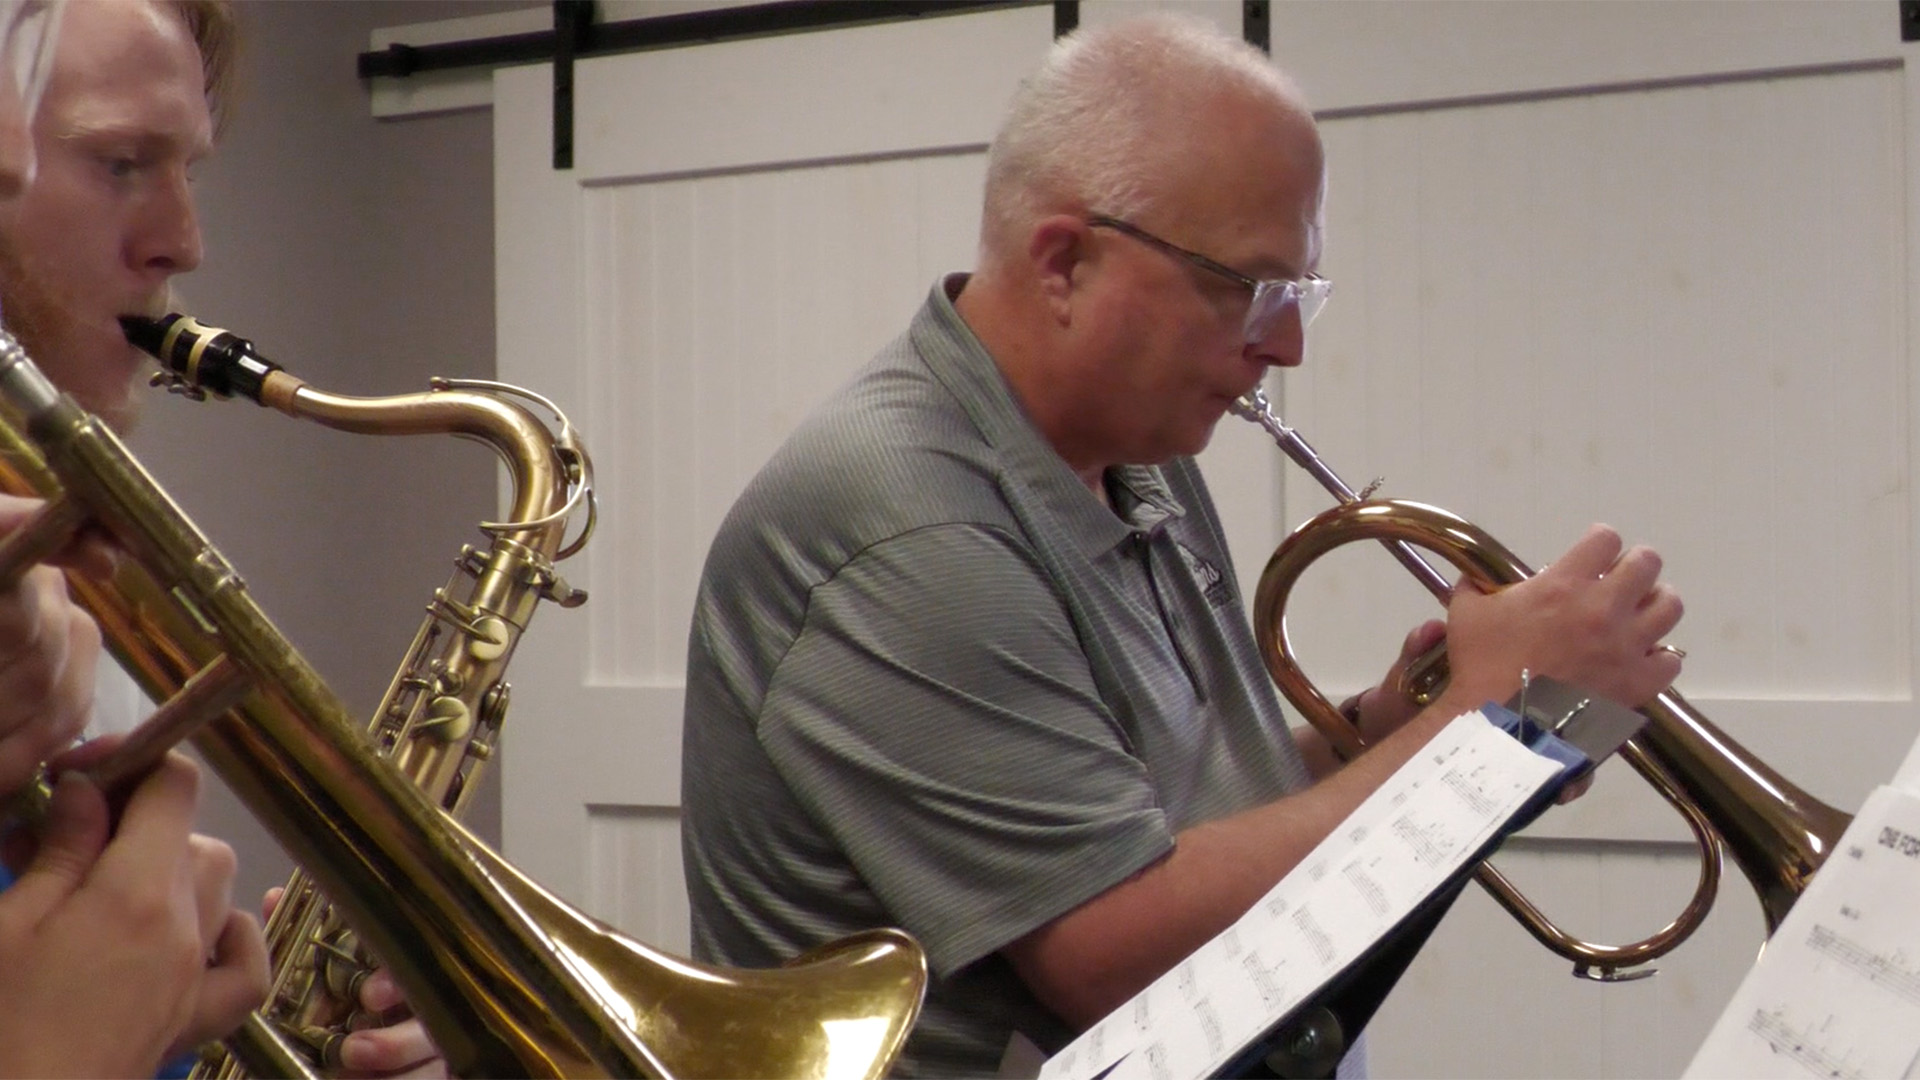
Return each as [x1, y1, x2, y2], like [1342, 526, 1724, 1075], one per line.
[0, 752, 265, 1077]
[53, 737, 268, 1064]
[338, 968, 448, 1078]
[0, 493, 110, 798]
[158, 835, 269, 1060]
[256, 887, 449, 1078]
[1444, 524, 1683, 711]
[1344, 618, 1448, 745]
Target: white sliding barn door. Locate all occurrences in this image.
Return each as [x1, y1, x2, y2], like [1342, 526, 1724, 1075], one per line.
[494, 1, 1920, 1076]
[494, 4, 1056, 951]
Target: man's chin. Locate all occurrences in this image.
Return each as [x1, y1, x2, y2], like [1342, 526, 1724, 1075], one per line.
[100, 395, 142, 434]
[1177, 407, 1231, 459]
[79, 341, 155, 433]
[72, 381, 144, 435]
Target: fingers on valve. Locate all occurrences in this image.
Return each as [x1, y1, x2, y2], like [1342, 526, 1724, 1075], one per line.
[187, 834, 240, 940]
[356, 966, 406, 1014]
[100, 754, 203, 879]
[1640, 581, 1684, 635]
[204, 911, 270, 1012]
[340, 1018, 443, 1077]
[1605, 543, 1665, 597]
[1554, 523, 1625, 579]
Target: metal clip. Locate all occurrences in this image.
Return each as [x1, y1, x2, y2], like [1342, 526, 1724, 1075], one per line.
[149, 370, 207, 401]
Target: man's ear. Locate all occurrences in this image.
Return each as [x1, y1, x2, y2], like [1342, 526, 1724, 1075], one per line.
[1029, 215, 1088, 324]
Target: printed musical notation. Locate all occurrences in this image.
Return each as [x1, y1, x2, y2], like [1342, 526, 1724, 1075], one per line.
[1687, 786, 1920, 1079]
[1037, 711, 1560, 1080]
[1804, 925, 1920, 1006]
[1744, 1006, 1869, 1080]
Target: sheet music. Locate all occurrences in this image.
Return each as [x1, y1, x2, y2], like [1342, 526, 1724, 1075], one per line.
[1038, 710, 1560, 1080]
[1685, 785, 1920, 1080]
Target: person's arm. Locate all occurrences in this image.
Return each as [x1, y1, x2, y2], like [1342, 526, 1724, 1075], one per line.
[1003, 696, 1459, 1027]
[1005, 524, 1684, 1028]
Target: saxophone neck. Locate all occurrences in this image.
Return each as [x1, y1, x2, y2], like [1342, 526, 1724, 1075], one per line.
[122, 313, 595, 561]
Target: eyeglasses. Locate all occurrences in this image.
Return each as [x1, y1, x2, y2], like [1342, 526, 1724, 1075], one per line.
[1086, 215, 1331, 343]
[0, 0, 58, 124]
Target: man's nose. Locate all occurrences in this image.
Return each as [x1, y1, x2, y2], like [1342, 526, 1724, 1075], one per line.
[131, 170, 203, 277]
[1245, 302, 1305, 369]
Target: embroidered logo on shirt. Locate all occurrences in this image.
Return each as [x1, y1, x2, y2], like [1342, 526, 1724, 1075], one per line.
[1173, 539, 1233, 607]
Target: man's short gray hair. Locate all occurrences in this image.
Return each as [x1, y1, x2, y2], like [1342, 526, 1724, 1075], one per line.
[980, 12, 1309, 257]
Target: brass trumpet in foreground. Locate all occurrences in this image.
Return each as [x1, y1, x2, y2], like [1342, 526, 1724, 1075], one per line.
[0, 320, 926, 1078]
[1231, 388, 1850, 981]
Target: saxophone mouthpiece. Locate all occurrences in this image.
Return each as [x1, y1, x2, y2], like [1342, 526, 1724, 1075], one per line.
[121, 313, 283, 404]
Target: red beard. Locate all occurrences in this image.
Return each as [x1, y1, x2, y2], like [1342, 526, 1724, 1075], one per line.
[0, 228, 149, 433]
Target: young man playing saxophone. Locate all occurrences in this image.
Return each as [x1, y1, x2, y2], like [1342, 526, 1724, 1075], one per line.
[0, 2, 266, 1075]
[0, 2, 443, 1074]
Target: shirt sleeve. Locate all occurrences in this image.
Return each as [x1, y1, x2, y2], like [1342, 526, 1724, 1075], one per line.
[757, 522, 1175, 977]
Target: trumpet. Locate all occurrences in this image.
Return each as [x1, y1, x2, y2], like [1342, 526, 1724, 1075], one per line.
[1231, 388, 1851, 980]
[0, 321, 927, 1078]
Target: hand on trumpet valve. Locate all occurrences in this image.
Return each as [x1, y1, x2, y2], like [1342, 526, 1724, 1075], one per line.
[1346, 618, 1448, 743]
[0, 744, 268, 1078]
[1444, 523, 1684, 712]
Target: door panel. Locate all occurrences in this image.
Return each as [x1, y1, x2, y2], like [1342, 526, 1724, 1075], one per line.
[496, 2, 1054, 938]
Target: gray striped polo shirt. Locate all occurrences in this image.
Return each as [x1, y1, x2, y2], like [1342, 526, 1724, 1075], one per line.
[681, 275, 1311, 1075]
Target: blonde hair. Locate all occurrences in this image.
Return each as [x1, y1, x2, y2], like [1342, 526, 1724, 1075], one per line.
[167, 0, 236, 134]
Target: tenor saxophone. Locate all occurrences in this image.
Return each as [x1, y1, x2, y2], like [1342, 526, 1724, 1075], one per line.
[0, 318, 927, 1079]
[125, 313, 593, 1076]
